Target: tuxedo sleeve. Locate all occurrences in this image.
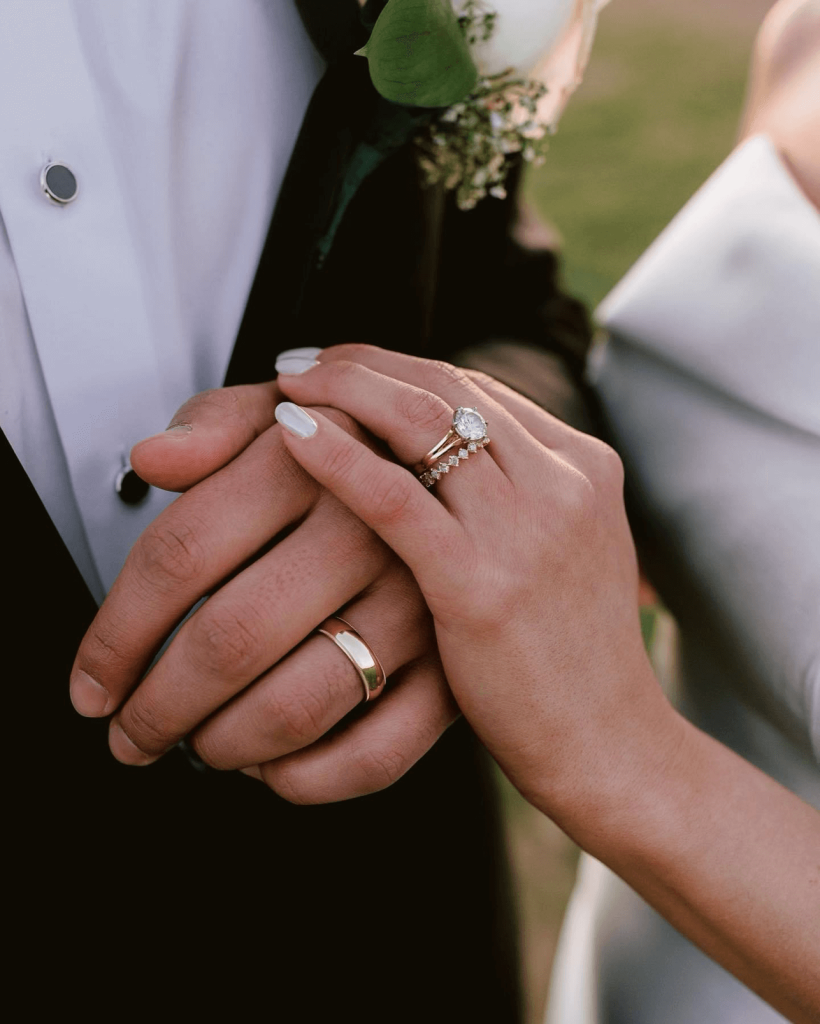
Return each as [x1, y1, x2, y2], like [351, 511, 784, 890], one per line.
[589, 135, 820, 764]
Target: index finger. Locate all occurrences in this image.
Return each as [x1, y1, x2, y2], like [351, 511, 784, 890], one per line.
[69, 422, 319, 717]
[275, 405, 460, 582]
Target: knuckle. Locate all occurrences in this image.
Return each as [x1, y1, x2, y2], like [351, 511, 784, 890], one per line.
[320, 434, 367, 481]
[354, 744, 409, 792]
[448, 571, 518, 634]
[262, 761, 316, 805]
[598, 444, 625, 488]
[175, 386, 246, 432]
[367, 470, 417, 528]
[421, 358, 464, 392]
[396, 386, 450, 436]
[187, 604, 266, 679]
[260, 683, 331, 752]
[188, 730, 230, 771]
[462, 368, 497, 391]
[325, 343, 379, 365]
[321, 406, 363, 441]
[132, 514, 208, 591]
[557, 473, 598, 526]
[581, 437, 625, 489]
[120, 697, 171, 754]
[78, 616, 134, 677]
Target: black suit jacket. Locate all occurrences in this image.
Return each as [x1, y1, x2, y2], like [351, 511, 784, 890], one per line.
[5, 38, 596, 1023]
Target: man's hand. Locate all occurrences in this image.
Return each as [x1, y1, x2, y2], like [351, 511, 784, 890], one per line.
[742, 0, 820, 208]
[70, 381, 457, 802]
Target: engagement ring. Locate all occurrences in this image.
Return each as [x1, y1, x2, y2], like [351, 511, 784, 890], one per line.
[417, 407, 490, 488]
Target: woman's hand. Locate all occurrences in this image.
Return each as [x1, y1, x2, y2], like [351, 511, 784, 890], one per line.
[275, 344, 679, 826]
[275, 346, 820, 1023]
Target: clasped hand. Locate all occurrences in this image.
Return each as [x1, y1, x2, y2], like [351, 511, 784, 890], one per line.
[71, 342, 674, 822]
[69, 371, 456, 803]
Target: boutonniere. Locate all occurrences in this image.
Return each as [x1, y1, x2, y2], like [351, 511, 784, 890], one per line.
[358, 0, 610, 208]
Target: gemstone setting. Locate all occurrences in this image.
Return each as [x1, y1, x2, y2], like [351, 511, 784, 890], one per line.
[453, 407, 487, 442]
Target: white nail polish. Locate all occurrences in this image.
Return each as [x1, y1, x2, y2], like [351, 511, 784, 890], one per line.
[275, 402, 317, 438]
[277, 346, 323, 360]
[275, 355, 318, 375]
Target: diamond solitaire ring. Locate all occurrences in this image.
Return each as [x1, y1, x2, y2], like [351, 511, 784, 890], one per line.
[416, 407, 490, 488]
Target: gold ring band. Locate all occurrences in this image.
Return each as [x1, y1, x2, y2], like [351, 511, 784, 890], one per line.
[315, 616, 387, 702]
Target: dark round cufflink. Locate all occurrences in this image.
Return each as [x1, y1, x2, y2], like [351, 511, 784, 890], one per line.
[115, 465, 150, 505]
[41, 162, 78, 204]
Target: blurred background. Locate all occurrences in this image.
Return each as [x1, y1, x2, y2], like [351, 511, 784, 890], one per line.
[502, 1, 775, 1021]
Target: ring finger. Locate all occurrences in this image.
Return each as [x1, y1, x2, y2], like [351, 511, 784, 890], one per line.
[190, 565, 435, 770]
[279, 343, 579, 455]
[108, 497, 389, 764]
[276, 361, 525, 498]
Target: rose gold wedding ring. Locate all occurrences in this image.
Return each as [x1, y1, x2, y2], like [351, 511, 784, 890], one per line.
[416, 406, 490, 488]
[315, 616, 387, 702]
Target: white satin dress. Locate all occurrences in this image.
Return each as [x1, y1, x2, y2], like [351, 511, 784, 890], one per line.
[546, 136, 820, 1024]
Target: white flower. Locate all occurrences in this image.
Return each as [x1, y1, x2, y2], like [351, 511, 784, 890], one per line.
[453, 0, 611, 128]
[455, 0, 577, 77]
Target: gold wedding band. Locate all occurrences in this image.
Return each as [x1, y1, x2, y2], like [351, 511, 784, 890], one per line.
[315, 616, 387, 703]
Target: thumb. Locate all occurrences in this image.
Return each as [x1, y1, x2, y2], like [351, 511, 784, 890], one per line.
[130, 382, 281, 491]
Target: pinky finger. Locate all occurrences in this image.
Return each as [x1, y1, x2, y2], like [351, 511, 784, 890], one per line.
[275, 403, 459, 579]
[255, 656, 459, 803]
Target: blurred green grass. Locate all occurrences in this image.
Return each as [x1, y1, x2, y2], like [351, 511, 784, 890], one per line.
[524, 11, 757, 311]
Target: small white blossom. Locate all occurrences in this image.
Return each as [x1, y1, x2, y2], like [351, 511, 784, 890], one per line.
[415, 0, 607, 211]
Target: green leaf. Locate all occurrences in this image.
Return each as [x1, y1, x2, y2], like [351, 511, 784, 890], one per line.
[359, 0, 479, 108]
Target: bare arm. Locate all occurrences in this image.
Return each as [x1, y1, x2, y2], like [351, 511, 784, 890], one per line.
[272, 344, 820, 1023]
[559, 706, 820, 1024]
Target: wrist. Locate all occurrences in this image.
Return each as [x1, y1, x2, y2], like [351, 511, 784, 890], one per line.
[534, 677, 693, 864]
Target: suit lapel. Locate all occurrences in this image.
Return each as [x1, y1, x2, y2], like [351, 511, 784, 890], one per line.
[225, 0, 433, 385]
[1, 427, 97, 695]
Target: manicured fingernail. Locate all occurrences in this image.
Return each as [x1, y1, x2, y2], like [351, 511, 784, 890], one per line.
[240, 766, 264, 782]
[278, 346, 323, 360]
[70, 669, 110, 717]
[108, 721, 159, 766]
[275, 355, 318, 375]
[275, 402, 317, 438]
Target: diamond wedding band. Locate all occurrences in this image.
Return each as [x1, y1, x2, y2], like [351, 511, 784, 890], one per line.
[417, 407, 490, 488]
